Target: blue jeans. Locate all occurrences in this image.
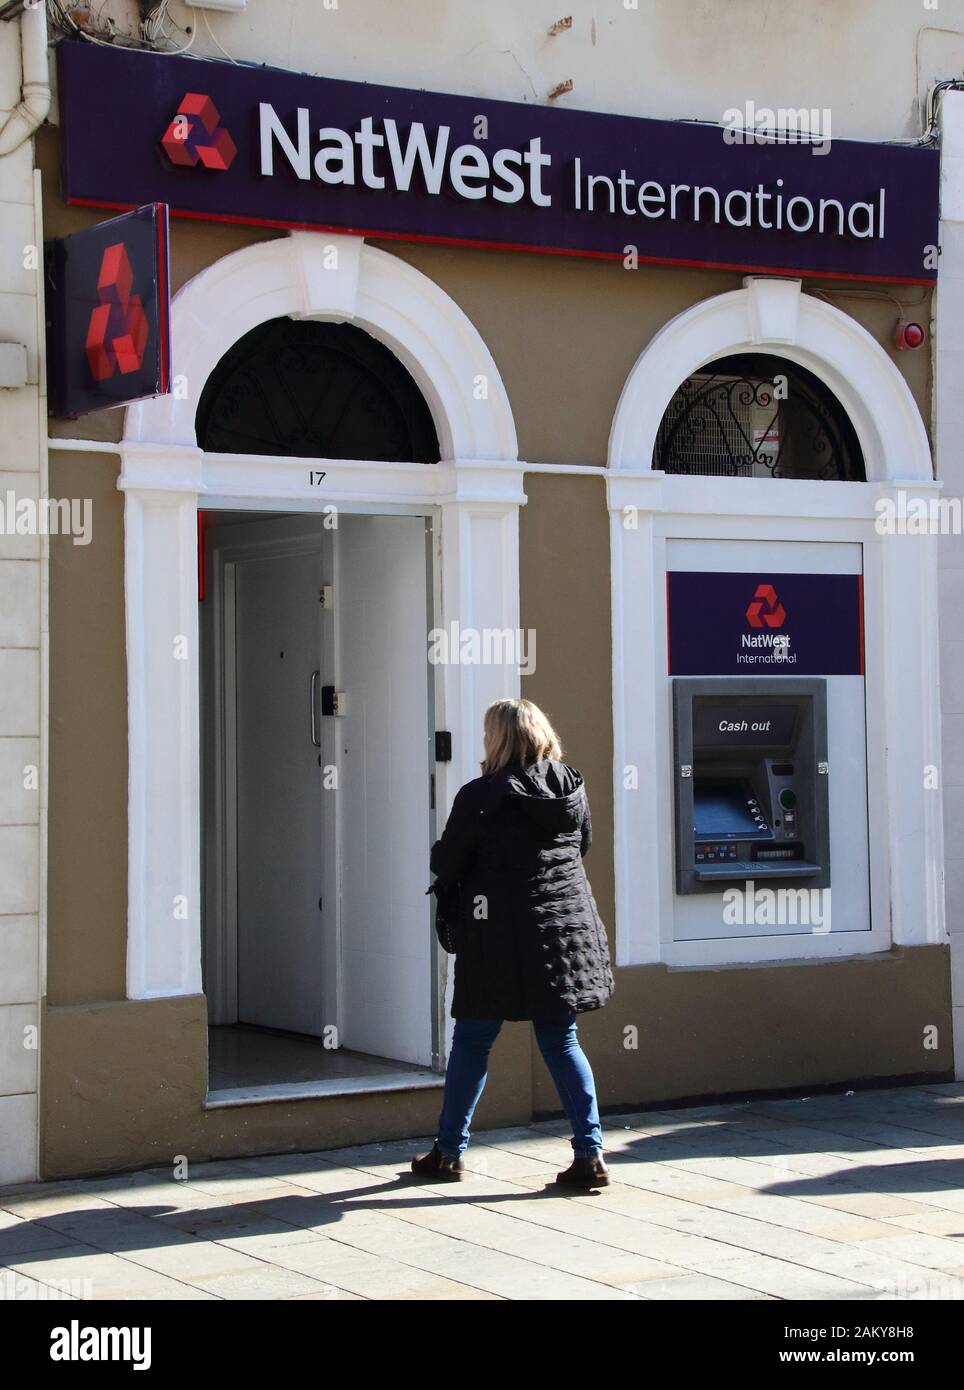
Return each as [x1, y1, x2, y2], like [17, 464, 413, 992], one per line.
[435, 1015, 603, 1159]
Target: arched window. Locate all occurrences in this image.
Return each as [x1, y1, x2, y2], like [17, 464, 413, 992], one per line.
[195, 317, 440, 462]
[653, 354, 865, 481]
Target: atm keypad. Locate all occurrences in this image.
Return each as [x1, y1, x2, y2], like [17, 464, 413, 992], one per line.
[695, 843, 740, 863]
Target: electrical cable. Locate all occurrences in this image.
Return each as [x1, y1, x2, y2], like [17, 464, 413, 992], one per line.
[46, 0, 197, 54]
[197, 6, 237, 64]
[47, 0, 141, 48]
[143, 0, 196, 53]
[808, 285, 928, 314]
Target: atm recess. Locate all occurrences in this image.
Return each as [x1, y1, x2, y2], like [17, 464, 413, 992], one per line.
[673, 677, 831, 893]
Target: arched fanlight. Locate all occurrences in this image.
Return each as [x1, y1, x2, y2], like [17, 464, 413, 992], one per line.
[654, 354, 865, 481]
[196, 316, 440, 463]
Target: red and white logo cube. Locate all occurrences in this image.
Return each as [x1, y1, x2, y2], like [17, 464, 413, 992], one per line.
[161, 92, 237, 171]
[85, 242, 149, 381]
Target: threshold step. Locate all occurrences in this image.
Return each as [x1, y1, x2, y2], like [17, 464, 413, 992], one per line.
[205, 1069, 443, 1108]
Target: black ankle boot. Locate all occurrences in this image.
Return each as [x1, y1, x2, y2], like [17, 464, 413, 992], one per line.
[555, 1151, 610, 1189]
[410, 1142, 464, 1181]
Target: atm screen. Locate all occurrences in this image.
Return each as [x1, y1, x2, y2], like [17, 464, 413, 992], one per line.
[692, 702, 798, 749]
[693, 780, 763, 839]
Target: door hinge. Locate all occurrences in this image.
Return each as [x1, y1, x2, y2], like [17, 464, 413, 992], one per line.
[435, 731, 452, 762]
[319, 584, 333, 608]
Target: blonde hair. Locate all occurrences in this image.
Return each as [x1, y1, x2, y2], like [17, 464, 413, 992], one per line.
[481, 698, 563, 776]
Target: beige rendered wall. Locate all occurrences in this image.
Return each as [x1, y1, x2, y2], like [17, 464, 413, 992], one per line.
[379, 241, 933, 468]
[67, 0, 964, 144]
[39, 120, 949, 1175]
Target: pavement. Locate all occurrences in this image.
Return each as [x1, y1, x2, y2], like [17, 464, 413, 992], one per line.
[2, 1082, 964, 1301]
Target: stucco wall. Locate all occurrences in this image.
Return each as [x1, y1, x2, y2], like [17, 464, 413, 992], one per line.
[65, 0, 964, 144]
[376, 240, 932, 468]
[41, 994, 535, 1178]
[42, 166, 936, 1012]
[38, 92, 951, 1175]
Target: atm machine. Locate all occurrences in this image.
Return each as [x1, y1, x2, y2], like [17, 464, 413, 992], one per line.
[672, 677, 830, 894]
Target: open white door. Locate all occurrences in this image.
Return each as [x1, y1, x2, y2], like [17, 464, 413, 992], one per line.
[335, 515, 434, 1066]
[232, 542, 331, 1035]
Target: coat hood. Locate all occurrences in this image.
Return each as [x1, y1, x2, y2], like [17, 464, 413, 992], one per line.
[497, 759, 586, 833]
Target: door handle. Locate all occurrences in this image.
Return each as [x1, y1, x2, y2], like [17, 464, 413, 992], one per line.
[310, 670, 320, 748]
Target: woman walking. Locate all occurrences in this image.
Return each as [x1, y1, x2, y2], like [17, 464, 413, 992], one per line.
[412, 698, 614, 1190]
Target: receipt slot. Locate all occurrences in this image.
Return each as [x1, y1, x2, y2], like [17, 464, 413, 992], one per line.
[672, 677, 830, 895]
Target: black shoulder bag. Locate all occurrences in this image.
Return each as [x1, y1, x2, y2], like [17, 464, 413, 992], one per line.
[426, 878, 461, 954]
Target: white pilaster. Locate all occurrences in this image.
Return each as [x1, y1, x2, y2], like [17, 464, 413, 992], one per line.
[122, 475, 204, 999]
[937, 90, 964, 1078]
[436, 462, 527, 815]
[0, 21, 45, 1178]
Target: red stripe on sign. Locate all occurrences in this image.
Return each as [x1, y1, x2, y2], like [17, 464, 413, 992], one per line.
[666, 573, 671, 673]
[65, 197, 939, 287]
[155, 202, 170, 394]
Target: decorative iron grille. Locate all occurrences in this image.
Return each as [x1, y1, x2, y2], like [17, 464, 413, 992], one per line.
[653, 355, 865, 481]
[196, 317, 440, 462]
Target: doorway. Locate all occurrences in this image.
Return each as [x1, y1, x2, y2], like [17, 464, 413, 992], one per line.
[200, 509, 438, 1098]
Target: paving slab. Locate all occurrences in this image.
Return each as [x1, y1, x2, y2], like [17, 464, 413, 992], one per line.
[4, 1245, 218, 1300]
[5, 1083, 964, 1300]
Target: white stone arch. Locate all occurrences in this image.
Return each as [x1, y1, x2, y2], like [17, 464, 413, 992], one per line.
[606, 276, 943, 972]
[126, 231, 517, 460]
[119, 232, 523, 1001]
[608, 276, 931, 482]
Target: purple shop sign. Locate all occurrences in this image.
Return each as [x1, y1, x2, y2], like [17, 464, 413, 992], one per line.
[58, 42, 940, 285]
[56, 46, 938, 284]
[666, 571, 865, 677]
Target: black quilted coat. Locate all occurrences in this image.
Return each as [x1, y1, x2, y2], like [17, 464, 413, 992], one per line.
[430, 759, 614, 1022]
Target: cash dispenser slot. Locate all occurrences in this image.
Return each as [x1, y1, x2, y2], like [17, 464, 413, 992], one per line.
[673, 678, 830, 895]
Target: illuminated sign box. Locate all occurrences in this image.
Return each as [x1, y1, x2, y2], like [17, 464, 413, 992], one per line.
[667, 571, 864, 676]
[58, 43, 939, 285]
[45, 202, 171, 419]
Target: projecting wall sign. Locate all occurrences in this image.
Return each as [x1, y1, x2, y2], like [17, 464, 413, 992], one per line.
[58, 43, 940, 284]
[44, 202, 171, 419]
[666, 571, 865, 676]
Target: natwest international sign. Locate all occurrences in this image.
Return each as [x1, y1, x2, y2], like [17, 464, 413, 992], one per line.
[667, 571, 864, 676]
[58, 42, 940, 285]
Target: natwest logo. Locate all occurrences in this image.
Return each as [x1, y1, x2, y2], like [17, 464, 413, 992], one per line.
[160, 93, 237, 171]
[745, 583, 786, 629]
[85, 243, 148, 382]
